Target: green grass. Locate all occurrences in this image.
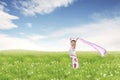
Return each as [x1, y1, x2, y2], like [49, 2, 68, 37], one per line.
[0, 50, 120, 80]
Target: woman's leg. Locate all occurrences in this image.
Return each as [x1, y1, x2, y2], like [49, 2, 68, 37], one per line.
[72, 56, 79, 69]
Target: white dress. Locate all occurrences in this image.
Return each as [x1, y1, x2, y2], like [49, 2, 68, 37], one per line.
[69, 47, 76, 57]
[69, 47, 79, 69]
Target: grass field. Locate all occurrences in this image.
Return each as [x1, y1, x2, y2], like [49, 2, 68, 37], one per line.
[0, 50, 120, 80]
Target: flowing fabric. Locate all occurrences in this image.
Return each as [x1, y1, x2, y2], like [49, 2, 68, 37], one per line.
[80, 38, 107, 56]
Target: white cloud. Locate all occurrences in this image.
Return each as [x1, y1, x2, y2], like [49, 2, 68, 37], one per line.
[14, 0, 74, 16]
[0, 3, 19, 30]
[26, 34, 46, 41]
[0, 1, 120, 51]
[26, 22, 32, 28]
[16, 15, 120, 51]
[0, 34, 45, 50]
[19, 32, 25, 35]
[0, 15, 120, 52]
[48, 17, 120, 51]
[91, 6, 120, 21]
[0, 1, 7, 6]
[0, 33, 66, 51]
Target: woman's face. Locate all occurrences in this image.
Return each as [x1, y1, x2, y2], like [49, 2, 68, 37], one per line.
[71, 40, 76, 47]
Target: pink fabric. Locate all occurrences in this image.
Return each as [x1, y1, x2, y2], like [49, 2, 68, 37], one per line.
[80, 38, 107, 56]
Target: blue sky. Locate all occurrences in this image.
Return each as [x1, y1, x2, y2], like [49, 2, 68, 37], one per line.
[0, 0, 120, 51]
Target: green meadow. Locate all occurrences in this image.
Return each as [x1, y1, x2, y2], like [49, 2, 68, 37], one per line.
[0, 50, 120, 80]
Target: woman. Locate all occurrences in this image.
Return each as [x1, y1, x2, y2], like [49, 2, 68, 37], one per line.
[69, 37, 79, 69]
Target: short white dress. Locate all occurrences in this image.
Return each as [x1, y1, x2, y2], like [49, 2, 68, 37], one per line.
[69, 47, 79, 69]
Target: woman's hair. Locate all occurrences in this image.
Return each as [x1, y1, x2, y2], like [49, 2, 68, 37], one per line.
[71, 40, 76, 43]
